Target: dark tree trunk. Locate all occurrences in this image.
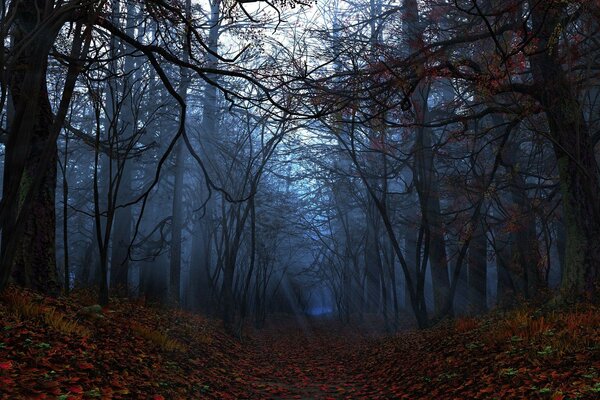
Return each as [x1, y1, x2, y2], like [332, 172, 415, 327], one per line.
[496, 230, 517, 308]
[188, 0, 220, 312]
[530, 2, 600, 301]
[364, 203, 381, 313]
[222, 260, 235, 332]
[467, 221, 487, 314]
[403, 0, 451, 318]
[503, 138, 541, 299]
[403, 222, 418, 309]
[109, 162, 132, 296]
[168, 0, 191, 306]
[61, 133, 70, 294]
[415, 121, 451, 316]
[1, 1, 60, 295]
[108, 1, 139, 297]
[110, 196, 131, 295]
[453, 241, 469, 315]
[189, 199, 214, 311]
[168, 116, 185, 306]
[556, 218, 566, 283]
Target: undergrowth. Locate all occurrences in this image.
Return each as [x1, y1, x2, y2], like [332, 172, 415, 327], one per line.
[2, 288, 91, 338]
[129, 322, 187, 352]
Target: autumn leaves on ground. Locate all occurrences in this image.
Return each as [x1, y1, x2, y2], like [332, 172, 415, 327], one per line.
[0, 288, 598, 400]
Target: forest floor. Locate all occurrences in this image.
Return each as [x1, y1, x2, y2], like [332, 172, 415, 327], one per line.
[0, 287, 599, 399]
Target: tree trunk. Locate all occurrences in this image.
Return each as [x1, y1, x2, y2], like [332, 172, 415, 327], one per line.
[222, 259, 235, 332]
[530, 2, 600, 301]
[1, 1, 61, 295]
[188, 0, 220, 311]
[364, 203, 381, 313]
[415, 119, 451, 316]
[452, 241, 468, 314]
[403, 0, 451, 316]
[403, 220, 418, 309]
[189, 197, 214, 311]
[555, 218, 566, 283]
[61, 130, 70, 294]
[109, 1, 139, 297]
[496, 230, 517, 308]
[168, 0, 191, 306]
[109, 161, 132, 295]
[169, 139, 185, 305]
[467, 220, 487, 314]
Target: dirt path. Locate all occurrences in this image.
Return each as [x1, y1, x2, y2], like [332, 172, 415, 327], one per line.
[239, 320, 381, 399]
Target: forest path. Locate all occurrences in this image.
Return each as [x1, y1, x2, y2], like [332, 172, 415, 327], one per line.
[1, 289, 595, 399]
[240, 318, 383, 399]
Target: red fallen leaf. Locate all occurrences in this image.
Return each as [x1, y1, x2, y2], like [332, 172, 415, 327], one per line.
[68, 386, 84, 394]
[77, 362, 94, 370]
[551, 371, 562, 380]
[151, 395, 165, 400]
[552, 394, 565, 400]
[0, 360, 13, 370]
[0, 376, 15, 386]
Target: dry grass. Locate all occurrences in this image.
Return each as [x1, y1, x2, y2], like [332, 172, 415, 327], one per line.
[2, 288, 91, 337]
[43, 307, 91, 337]
[482, 305, 600, 356]
[485, 309, 551, 343]
[3, 289, 41, 319]
[130, 322, 187, 352]
[454, 317, 480, 333]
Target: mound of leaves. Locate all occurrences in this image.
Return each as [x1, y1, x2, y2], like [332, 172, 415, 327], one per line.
[355, 306, 600, 399]
[0, 287, 245, 399]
